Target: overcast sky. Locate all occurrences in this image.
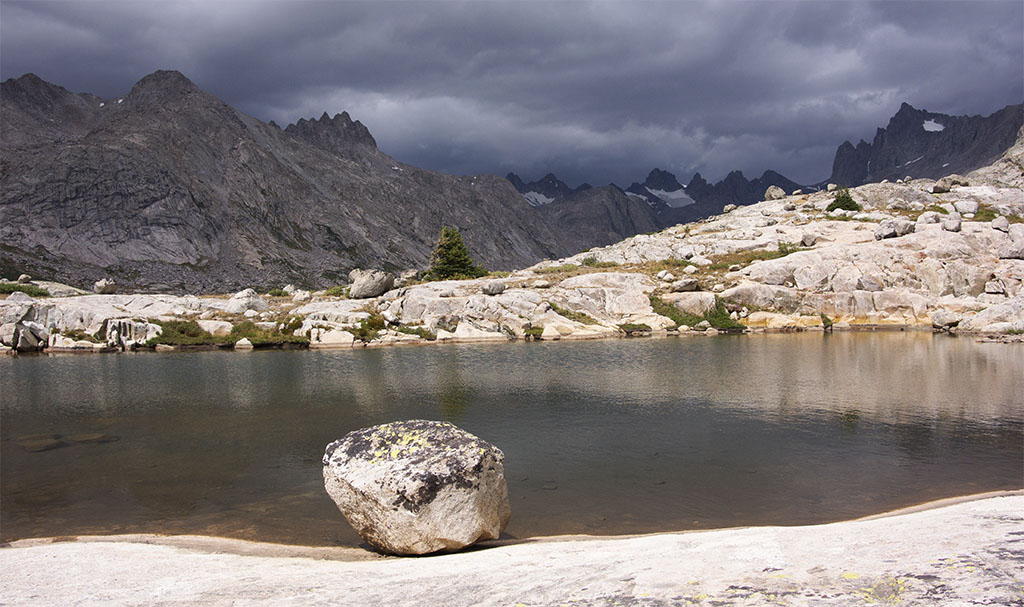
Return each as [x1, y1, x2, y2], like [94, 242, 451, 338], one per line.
[2, 1, 1022, 186]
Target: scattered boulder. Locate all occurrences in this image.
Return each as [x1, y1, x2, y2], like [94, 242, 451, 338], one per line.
[722, 204, 737, 213]
[234, 337, 254, 350]
[930, 309, 961, 329]
[292, 289, 312, 302]
[874, 219, 915, 240]
[916, 211, 942, 224]
[6, 290, 33, 303]
[826, 183, 838, 192]
[349, 270, 395, 299]
[764, 186, 786, 200]
[783, 202, 796, 211]
[998, 239, 1024, 259]
[197, 320, 233, 337]
[223, 288, 270, 314]
[481, 280, 505, 296]
[958, 294, 1024, 333]
[932, 175, 969, 194]
[942, 217, 962, 233]
[991, 216, 1010, 232]
[791, 189, 803, 196]
[656, 270, 675, 282]
[322, 420, 511, 555]
[985, 280, 1005, 295]
[668, 279, 699, 292]
[93, 278, 117, 294]
[800, 233, 817, 247]
[283, 284, 297, 294]
[17, 274, 32, 284]
[953, 200, 979, 215]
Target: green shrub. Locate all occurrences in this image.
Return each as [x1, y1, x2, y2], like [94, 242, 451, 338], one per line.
[425, 226, 487, 280]
[148, 320, 229, 346]
[618, 323, 652, 334]
[826, 188, 861, 212]
[352, 312, 386, 342]
[648, 295, 744, 330]
[536, 264, 579, 274]
[820, 313, 834, 328]
[548, 302, 598, 325]
[323, 285, 348, 297]
[59, 328, 102, 343]
[229, 320, 309, 346]
[0, 283, 50, 297]
[395, 325, 437, 341]
[581, 256, 619, 268]
[266, 288, 288, 297]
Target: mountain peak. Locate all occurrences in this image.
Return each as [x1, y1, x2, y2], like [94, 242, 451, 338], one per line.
[285, 109, 377, 153]
[643, 168, 683, 191]
[127, 70, 204, 107]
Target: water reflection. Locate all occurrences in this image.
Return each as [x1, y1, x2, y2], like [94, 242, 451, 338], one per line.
[2, 332, 1021, 546]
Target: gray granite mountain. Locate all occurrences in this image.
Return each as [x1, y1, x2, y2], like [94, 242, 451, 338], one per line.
[829, 102, 1023, 186]
[505, 172, 591, 206]
[535, 186, 662, 249]
[1, 71, 579, 292]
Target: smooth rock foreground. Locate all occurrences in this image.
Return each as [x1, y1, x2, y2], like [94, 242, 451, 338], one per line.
[322, 420, 511, 555]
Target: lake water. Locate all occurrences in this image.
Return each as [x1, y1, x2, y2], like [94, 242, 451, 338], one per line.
[2, 332, 1022, 547]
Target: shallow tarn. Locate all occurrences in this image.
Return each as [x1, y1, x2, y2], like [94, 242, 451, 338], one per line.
[2, 332, 1022, 546]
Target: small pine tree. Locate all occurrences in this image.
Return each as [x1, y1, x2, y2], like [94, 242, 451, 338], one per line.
[826, 188, 861, 212]
[427, 226, 487, 280]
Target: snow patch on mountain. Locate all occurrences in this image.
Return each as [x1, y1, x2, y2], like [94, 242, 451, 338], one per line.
[523, 191, 555, 206]
[923, 119, 945, 132]
[647, 187, 695, 208]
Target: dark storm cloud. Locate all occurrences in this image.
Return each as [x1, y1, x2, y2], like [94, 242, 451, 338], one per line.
[2, 1, 1022, 186]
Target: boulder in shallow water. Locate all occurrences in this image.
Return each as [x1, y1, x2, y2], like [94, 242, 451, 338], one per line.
[322, 420, 511, 555]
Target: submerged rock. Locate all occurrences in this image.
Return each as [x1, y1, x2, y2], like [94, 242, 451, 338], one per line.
[322, 420, 511, 555]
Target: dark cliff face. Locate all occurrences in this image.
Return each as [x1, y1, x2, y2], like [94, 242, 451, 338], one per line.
[535, 186, 662, 248]
[0, 71, 572, 291]
[643, 168, 684, 192]
[828, 102, 1024, 186]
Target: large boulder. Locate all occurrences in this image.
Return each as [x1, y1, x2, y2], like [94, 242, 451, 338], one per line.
[93, 278, 117, 294]
[322, 420, 511, 555]
[764, 185, 786, 200]
[349, 270, 395, 299]
[223, 288, 269, 314]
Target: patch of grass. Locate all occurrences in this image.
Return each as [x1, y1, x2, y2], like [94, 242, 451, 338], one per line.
[707, 242, 800, 271]
[351, 311, 386, 342]
[548, 302, 598, 325]
[229, 320, 309, 346]
[826, 188, 861, 212]
[0, 283, 50, 297]
[971, 204, 1024, 224]
[618, 323, 652, 335]
[322, 285, 348, 297]
[524, 326, 544, 338]
[486, 270, 512, 278]
[395, 325, 437, 341]
[59, 328, 102, 343]
[925, 205, 949, 215]
[266, 288, 288, 297]
[649, 295, 744, 330]
[147, 320, 230, 346]
[820, 313, 834, 328]
[581, 256, 620, 268]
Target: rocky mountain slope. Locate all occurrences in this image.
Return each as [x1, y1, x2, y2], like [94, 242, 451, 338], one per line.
[1, 71, 579, 292]
[829, 102, 1023, 187]
[4, 126, 1022, 354]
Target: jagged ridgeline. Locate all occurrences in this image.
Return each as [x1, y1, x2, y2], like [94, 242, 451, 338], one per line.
[0, 71, 583, 292]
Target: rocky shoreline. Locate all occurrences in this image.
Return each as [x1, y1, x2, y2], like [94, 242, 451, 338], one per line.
[3, 130, 1023, 355]
[2, 492, 1022, 606]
